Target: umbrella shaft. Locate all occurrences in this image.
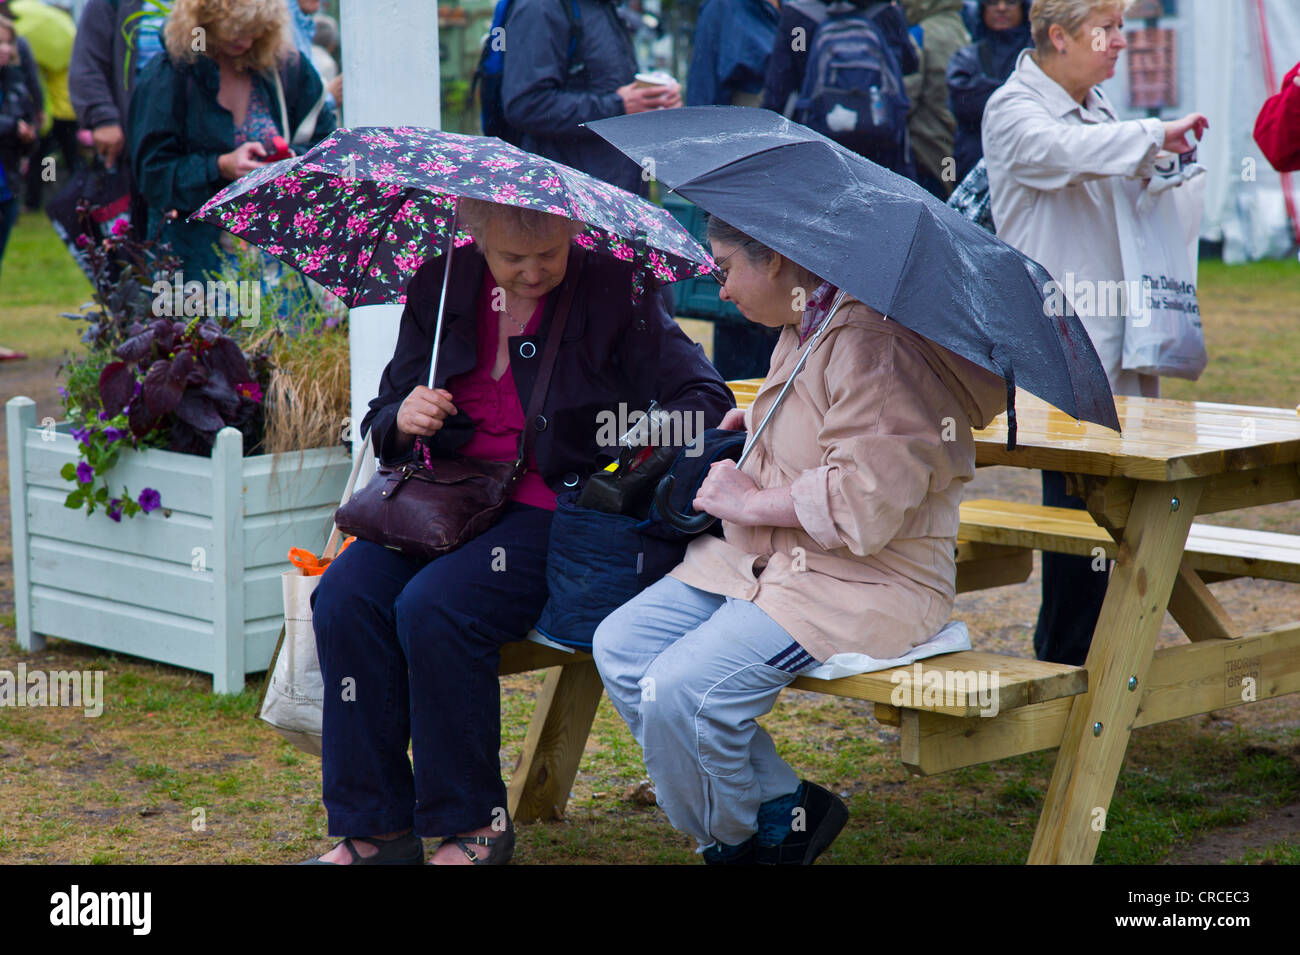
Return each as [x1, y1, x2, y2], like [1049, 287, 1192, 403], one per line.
[736, 290, 849, 470]
[427, 211, 458, 391]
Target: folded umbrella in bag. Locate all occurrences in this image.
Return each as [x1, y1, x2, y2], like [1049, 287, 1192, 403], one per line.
[534, 429, 746, 651]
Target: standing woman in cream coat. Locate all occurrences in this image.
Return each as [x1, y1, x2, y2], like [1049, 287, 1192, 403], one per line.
[981, 0, 1207, 665]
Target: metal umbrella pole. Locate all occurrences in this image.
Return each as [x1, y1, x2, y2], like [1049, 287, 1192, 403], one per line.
[654, 289, 850, 533]
[426, 207, 458, 390]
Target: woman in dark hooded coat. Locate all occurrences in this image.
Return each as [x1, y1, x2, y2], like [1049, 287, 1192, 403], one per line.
[946, 0, 1032, 182]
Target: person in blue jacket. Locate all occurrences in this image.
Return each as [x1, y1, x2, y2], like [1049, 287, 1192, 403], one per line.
[501, 0, 679, 198]
[945, 0, 1031, 182]
[686, 0, 779, 107]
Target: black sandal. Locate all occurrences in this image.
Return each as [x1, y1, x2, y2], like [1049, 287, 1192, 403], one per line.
[433, 819, 515, 865]
[298, 832, 424, 865]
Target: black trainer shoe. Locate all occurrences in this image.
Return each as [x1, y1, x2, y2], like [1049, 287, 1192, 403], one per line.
[703, 836, 757, 865]
[755, 781, 848, 865]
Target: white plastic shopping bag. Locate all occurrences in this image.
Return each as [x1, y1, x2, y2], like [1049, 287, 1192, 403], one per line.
[1117, 160, 1208, 380]
[259, 443, 371, 755]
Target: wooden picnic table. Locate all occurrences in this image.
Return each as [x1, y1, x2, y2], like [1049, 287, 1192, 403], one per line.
[504, 383, 1300, 864]
[968, 389, 1300, 864]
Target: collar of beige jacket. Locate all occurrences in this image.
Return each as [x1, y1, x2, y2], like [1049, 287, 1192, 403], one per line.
[1013, 48, 1117, 124]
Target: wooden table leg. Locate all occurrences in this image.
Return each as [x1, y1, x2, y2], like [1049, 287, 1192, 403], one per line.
[1028, 477, 1205, 864]
[507, 661, 605, 823]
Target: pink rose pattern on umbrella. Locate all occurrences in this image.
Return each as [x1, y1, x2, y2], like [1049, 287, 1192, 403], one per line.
[191, 127, 716, 308]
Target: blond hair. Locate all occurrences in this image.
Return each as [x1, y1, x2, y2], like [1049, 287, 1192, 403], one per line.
[1030, 0, 1131, 55]
[164, 0, 290, 73]
[456, 197, 587, 247]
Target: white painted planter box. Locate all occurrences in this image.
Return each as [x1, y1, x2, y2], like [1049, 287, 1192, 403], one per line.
[6, 396, 351, 693]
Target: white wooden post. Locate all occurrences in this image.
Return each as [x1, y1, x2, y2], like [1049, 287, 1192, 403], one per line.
[211, 427, 245, 694]
[340, 0, 443, 469]
[6, 398, 40, 652]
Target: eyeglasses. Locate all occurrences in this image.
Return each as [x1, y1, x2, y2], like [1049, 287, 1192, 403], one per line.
[986, 0, 1019, 7]
[710, 248, 739, 286]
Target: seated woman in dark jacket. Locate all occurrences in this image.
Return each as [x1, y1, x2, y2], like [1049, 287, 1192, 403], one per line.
[946, 0, 1032, 182]
[305, 199, 733, 865]
[128, 0, 334, 282]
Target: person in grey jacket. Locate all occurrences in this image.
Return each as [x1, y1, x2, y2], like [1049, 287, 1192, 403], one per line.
[501, 0, 679, 197]
[69, 0, 144, 172]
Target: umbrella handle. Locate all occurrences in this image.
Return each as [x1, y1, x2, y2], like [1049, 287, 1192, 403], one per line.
[653, 473, 717, 535]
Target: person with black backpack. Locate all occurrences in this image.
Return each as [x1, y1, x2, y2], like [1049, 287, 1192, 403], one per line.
[761, 0, 919, 179]
[492, 0, 678, 198]
[946, 0, 1031, 183]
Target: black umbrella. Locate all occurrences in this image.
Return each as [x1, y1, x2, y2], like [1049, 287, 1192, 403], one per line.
[585, 107, 1121, 439]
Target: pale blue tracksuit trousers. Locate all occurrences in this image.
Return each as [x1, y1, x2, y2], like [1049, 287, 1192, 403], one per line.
[592, 576, 819, 848]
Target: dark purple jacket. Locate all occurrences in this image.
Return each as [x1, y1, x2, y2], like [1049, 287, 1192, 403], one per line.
[360, 243, 735, 493]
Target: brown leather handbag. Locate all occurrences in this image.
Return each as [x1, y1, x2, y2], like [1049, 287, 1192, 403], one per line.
[335, 262, 579, 562]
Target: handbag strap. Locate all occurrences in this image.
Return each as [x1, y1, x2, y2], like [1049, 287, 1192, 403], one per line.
[515, 248, 584, 469]
[323, 439, 373, 559]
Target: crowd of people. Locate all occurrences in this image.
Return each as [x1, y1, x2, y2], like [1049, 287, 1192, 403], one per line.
[3, 0, 1299, 866]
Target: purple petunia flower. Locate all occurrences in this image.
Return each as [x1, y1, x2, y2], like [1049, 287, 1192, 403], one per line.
[70, 427, 91, 446]
[137, 488, 161, 513]
[98, 410, 110, 422]
[107, 499, 123, 523]
[101, 427, 126, 443]
[75, 462, 94, 484]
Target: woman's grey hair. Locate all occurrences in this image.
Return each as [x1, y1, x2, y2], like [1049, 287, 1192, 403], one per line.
[312, 14, 339, 54]
[456, 197, 587, 247]
[1030, 0, 1130, 55]
[705, 215, 820, 289]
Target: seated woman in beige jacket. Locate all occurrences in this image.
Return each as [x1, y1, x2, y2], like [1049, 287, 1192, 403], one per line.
[592, 216, 1006, 865]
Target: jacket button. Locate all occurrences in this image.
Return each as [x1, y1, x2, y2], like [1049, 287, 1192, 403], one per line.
[563, 472, 579, 488]
[535, 415, 548, 432]
[519, 341, 537, 359]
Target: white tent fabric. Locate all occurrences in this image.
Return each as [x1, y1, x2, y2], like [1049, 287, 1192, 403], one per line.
[1102, 0, 1300, 262]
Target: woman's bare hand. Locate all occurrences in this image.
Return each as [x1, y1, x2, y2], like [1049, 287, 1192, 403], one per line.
[692, 459, 759, 523]
[718, 408, 747, 431]
[396, 387, 457, 438]
[1161, 113, 1208, 154]
[218, 140, 268, 180]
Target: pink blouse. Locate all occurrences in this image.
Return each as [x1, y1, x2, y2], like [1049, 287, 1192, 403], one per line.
[443, 270, 558, 511]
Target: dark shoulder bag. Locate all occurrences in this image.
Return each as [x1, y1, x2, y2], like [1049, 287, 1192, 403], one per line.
[335, 258, 581, 561]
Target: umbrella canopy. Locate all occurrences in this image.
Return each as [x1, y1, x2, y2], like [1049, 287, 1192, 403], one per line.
[190, 126, 717, 308]
[586, 107, 1121, 434]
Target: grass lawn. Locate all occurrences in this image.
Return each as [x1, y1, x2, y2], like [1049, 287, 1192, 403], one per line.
[1, 208, 1298, 865]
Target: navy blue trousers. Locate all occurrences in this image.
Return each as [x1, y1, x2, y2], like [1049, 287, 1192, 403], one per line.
[311, 502, 553, 837]
[1032, 470, 1109, 666]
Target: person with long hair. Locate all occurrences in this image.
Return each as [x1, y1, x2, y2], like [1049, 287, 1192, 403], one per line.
[128, 0, 335, 281]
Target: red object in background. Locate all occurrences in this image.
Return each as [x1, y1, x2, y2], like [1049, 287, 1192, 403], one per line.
[1251, 0, 1300, 243]
[267, 136, 293, 162]
[1254, 61, 1300, 174]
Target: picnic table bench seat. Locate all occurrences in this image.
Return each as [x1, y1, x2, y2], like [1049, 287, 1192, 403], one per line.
[498, 633, 1089, 820]
[959, 498, 1300, 583]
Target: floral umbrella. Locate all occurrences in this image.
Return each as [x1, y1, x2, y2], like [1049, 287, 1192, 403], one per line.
[190, 126, 719, 310]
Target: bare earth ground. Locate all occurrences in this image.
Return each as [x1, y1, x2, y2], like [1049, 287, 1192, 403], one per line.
[2, 353, 1298, 863]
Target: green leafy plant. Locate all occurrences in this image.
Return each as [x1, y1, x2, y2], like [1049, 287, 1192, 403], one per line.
[58, 207, 272, 521]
